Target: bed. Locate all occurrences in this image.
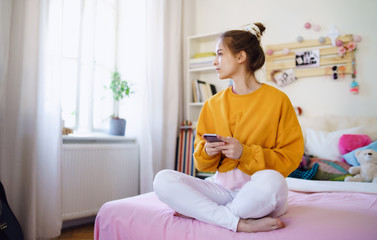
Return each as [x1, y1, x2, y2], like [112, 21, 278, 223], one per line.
[94, 115, 377, 240]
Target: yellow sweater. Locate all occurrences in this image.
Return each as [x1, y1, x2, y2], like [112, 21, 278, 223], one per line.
[193, 84, 304, 177]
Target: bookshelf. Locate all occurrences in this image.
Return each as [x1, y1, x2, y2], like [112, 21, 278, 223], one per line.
[186, 32, 230, 179]
[186, 32, 229, 126]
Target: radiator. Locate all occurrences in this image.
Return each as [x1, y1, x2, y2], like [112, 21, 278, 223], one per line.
[61, 138, 139, 221]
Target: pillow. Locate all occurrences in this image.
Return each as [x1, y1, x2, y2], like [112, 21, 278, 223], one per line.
[304, 126, 365, 161]
[342, 140, 377, 166]
[338, 134, 372, 155]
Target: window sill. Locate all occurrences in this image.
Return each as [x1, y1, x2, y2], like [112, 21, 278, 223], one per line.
[62, 133, 136, 144]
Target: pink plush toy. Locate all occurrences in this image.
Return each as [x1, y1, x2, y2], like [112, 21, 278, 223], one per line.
[339, 134, 372, 155]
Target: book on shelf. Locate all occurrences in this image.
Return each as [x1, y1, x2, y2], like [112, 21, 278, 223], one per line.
[194, 52, 216, 58]
[192, 80, 198, 103]
[189, 56, 216, 69]
[192, 80, 217, 103]
[175, 121, 196, 176]
[209, 84, 217, 95]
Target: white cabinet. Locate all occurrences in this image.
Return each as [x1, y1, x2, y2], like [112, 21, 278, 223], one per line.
[186, 32, 229, 125]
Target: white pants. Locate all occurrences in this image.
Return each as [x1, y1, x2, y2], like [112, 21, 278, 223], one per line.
[153, 169, 288, 232]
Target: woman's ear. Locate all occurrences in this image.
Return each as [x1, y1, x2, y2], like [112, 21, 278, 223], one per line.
[237, 51, 247, 63]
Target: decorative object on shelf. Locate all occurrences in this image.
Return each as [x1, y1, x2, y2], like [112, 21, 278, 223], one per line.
[350, 39, 360, 94]
[336, 39, 344, 47]
[271, 69, 297, 87]
[353, 35, 362, 42]
[337, 45, 347, 56]
[327, 65, 346, 80]
[327, 25, 341, 46]
[350, 80, 360, 94]
[318, 36, 326, 43]
[107, 71, 133, 136]
[266, 49, 274, 55]
[337, 40, 357, 57]
[295, 49, 320, 68]
[313, 24, 321, 32]
[304, 21, 321, 32]
[294, 106, 303, 116]
[62, 127, 73, 135]
[325, 65, 345, 80]
[297, 36, 304, 42]
[282, 48, 290, 55]
[332, 66, 339, 80]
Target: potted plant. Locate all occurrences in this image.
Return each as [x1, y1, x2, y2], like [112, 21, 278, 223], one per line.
[108, 71, 133, 136]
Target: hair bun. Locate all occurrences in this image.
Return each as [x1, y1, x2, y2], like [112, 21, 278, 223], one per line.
[253, 22, 265, 36]
[243, 22, 265, 40]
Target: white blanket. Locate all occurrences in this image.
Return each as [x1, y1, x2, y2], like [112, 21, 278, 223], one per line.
[286, 177, 377, 194]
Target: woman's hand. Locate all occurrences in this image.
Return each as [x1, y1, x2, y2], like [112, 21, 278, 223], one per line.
[204, 141, 225, 157]
[216, 136, 243, 160]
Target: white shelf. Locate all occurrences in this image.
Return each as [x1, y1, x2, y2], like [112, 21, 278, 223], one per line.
[186, 32, 224, 123]
[189, 66, 216, 72]
[62, 133, 136, 144]
[188, 102, 204, 107]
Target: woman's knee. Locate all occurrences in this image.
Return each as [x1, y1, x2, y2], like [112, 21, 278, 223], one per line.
[153, 169, 181, 199]
[231, 170, 288, 218]
[252, 169, 287, 192]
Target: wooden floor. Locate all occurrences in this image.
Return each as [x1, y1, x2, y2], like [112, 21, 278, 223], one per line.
[52, 222, 94, 240]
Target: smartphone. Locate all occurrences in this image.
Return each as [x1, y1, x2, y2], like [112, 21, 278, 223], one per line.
[203, 134, 223, 142]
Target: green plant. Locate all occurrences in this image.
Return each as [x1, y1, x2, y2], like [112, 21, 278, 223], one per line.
[108, 71, 133, 118]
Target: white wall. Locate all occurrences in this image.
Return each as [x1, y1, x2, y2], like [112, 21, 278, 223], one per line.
[184, 0, 377, 117]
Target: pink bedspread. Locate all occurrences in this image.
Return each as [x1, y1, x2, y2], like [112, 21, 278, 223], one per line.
[94, 190, 377, 240]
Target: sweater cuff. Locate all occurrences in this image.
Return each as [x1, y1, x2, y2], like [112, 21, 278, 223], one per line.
[201, 147, 214, 160]
[239, 144, 255, 163]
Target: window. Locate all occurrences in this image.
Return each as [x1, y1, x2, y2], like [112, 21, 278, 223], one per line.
[59, 0, 117, 132]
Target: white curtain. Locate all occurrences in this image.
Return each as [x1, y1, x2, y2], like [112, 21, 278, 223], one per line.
[0, 0, 62, 239]
[118, 0, 183, 193]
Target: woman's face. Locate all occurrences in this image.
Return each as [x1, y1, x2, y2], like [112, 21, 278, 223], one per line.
[213, 39, 239, 80]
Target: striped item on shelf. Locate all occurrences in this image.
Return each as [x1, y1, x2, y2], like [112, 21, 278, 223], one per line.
[175, 121, 196, 176]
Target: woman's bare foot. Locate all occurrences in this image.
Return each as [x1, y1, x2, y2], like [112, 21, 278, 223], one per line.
[237, 217, 285, 233]
[173, 211, 194, 219]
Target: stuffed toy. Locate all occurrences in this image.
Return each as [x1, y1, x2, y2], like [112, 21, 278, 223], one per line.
[345, 149, 377, 183]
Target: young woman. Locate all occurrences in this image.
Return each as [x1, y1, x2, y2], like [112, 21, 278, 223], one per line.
[153, 23, 304, 233]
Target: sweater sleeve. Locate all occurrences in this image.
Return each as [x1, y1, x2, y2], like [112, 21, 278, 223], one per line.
[193, 134, 221, 172]
[193, 102, 222, 172]
[237, 99, 304, 177]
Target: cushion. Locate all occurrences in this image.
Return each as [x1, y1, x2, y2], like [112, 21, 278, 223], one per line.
[342, 140, 377, 166]
[304, 126, 365, 161]
[338, 134, 372, 155]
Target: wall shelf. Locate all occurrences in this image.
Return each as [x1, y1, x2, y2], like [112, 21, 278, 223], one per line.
[265, 34, 355, 81]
